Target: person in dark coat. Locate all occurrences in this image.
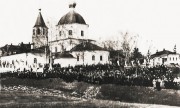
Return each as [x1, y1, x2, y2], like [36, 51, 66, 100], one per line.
[156, 78, 161, 91]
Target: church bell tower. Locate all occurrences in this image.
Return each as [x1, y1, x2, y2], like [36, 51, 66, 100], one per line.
[32, 9, 48, 49]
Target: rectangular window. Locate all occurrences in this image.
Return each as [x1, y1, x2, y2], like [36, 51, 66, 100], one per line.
[37, 28, 40, 35]
[12, 60, 14, 65]
[33, 29, 35, 35]
[34, 58, 37, 63]
[59, 31, 61, 36]
[100, 55, 102, 61]
[81, 30, 84, 36]
[43, 28, 45, 35]
[55, 47, 57, 52]
[77, 56, 79, 61]
[92, 55, 95, 61]
[69, 30, 72, 35]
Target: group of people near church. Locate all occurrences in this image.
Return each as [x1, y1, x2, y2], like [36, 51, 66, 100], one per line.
[1, 64, 180, 90]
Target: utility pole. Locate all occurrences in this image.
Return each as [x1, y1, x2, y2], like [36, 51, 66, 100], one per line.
[47, 20, 53, 70]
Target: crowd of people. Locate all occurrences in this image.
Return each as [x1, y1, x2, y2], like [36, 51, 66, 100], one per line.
[0, 64, 180, 90]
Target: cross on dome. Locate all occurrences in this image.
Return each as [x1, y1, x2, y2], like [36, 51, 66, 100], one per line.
[69, 1, 76, 8]
[57, 1, 86, 25]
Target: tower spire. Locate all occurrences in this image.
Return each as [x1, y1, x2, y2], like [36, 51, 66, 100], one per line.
[32, 9, 48, 49]
[34, 9, 47, 28]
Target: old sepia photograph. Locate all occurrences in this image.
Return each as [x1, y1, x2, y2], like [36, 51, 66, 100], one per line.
[0, 0, 180, 107]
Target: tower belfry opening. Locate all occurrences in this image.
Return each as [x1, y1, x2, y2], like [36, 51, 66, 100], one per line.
[32, 9, 48, 49]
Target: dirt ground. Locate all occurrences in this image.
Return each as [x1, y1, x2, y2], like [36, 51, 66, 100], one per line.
[0, 78, 179, 108]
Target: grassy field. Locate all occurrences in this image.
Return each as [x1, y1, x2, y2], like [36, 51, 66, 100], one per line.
[0, 78, 180, 108]
[98, 84, 180, 106]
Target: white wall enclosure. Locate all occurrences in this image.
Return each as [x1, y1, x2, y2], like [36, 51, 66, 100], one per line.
[0, 53, 47, 72]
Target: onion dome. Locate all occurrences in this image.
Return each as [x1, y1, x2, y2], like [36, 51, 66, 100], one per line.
[57, 2, 86, 25]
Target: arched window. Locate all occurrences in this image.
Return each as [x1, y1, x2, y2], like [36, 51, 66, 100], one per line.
[69, 30, 72, 35]
[92, 55, 95, 61]
[37, 28, 40, 35]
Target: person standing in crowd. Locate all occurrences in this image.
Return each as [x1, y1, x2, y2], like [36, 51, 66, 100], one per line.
[152, 79, 156, 89]
[156, 77, 161, 91]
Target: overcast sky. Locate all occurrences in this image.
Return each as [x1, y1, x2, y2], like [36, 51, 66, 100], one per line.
[0, 0, 180, 54]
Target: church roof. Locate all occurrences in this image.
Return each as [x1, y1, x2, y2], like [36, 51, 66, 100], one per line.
[31, 46, 49, 53]
[151, 49, 177, 58]
[34, 9, 47, 28]
[54, 53, 74, 59]
[0, 43, 31, 56]
[70, 42, 106, 52]
[57, 2, 86, 25]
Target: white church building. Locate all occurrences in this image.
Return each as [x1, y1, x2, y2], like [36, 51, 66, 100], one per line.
[0, 1, 110, 71]
[50, 2, 110, 67]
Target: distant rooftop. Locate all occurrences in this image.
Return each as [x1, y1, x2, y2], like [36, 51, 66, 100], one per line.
[151, 49, 178, 58]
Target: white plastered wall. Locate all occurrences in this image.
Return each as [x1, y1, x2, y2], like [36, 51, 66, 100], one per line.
[0, 53, 47, 72]
[71, 51, 110, 65]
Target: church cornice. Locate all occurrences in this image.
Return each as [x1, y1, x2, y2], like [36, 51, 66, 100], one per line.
[49, 38, 95, 43]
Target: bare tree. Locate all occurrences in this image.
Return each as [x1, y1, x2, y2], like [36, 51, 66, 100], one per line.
[100, 35, 122, 51]
[120, 32, 139, 66]
[144, 40, 154, 66]
[99, 31, 139, 66]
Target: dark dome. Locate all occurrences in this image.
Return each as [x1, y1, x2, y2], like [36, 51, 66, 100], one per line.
[58, 10, 86, 25]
